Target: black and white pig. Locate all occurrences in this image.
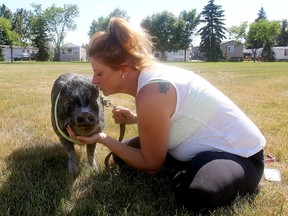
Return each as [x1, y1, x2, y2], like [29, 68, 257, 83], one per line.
[51, 73, 105, 176]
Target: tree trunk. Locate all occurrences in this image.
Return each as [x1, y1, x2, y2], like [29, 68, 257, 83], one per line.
[10, 46, 14, 63]
[161, 51, 166, 61]
[57, 46, 61, 62]
[184, 49, 187, 62]
[252, 49, 257, 63]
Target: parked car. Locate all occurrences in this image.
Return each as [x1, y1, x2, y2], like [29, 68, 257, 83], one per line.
[13, 55, 22, 61]
[14, 53, 31, 61]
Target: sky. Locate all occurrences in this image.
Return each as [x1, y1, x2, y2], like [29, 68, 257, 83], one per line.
[3, 0, 288, 46]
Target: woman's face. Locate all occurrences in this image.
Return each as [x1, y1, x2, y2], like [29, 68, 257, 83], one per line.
[91, 58, 122, 96]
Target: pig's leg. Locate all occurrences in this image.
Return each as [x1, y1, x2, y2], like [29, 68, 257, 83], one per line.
[86, 143, 97, 167]
[61, 139, 79, 176]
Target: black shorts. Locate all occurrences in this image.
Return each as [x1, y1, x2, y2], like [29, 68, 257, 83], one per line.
[164, 150, 264, 212]
[115, 136, 264, 212]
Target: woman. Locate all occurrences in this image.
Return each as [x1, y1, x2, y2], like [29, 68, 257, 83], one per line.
[67, 17, 265, 212]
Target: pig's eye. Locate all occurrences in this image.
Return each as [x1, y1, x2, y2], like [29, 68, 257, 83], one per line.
[65, 98, 80, 110]
[68, 103, 82, 113]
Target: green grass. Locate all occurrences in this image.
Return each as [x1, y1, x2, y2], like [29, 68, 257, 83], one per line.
[0, 61, 287, 215]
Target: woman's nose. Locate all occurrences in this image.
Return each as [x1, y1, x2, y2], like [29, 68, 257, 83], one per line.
[92, 75, 99, 84]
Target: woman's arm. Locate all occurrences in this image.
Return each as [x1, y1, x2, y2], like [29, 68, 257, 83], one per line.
[112, 106, 138, 124]
[72, 82, 176, 174]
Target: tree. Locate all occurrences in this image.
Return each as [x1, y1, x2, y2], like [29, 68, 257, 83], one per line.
[227, 21, 248, 44]
[261, 20, 280, 62]
[173, 10, 200, 61]
[88, 17, 106, 37]
[0, 17, 20, 62]
[277, 19, 288, 46]
[0, 4, 12, 19]
[0, 46, 4, 61]
[30, 4, 52, 61]
[246, 21, 266, 62]
[246, 19, 280, 62]
[88, 9, 125, 37]
[11, 8, 32, 45]
[261, 40, 275, 62]
[44, 4, 79, 61]
[88, 8, 129, 38]
[141, 11, 177, 60]
[0, 4, 13, 45]
[255, 7, 267, 22]
[198, 0, 227, 62]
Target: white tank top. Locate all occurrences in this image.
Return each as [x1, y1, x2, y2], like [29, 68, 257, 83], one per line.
[137, 64, 265, 161]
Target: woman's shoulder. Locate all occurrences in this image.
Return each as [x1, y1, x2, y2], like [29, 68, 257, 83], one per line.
[136, 81, 176, 120]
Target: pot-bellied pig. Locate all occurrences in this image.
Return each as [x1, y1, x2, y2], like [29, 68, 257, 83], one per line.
[51, 73, 105, 176]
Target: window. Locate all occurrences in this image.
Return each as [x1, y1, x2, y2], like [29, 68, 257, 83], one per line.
[178, 50, 184, 55]
[67, 48, 73, 55]
[227, 46, 234, 53]
[284, 49, 288, 56]
[62, 49, 65, 54]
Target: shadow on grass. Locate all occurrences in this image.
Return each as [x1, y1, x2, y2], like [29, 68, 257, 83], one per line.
[0, 143, 182, 215]
[0, 142, 258, 215]
[0, 143, 73, 215]
[68, 167, 183, 215]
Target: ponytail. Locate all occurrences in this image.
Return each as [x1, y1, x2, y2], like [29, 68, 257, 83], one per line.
[87, 17, 156, 70]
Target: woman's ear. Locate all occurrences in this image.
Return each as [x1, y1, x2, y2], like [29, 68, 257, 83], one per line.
[120, 63, 130, 78]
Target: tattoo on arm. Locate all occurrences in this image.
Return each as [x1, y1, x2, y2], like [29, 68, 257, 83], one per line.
[158, 82, 169, 94]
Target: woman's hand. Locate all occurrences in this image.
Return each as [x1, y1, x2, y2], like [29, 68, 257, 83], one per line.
[112, 106, 137, 125]
[66, 125, 106, 144]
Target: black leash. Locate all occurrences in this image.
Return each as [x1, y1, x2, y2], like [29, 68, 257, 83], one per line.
[100, 96, 126, 167]
[104, 123, 125, 167]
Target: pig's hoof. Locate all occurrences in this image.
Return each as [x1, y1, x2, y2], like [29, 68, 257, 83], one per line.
[68, 165, 79, 177]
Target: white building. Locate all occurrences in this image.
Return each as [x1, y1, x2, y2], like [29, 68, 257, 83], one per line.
[155, 49, 191, 62]
[244, 46, 288, 61]
[1, 45, 38, 61]
[166, 50, 187, 62]
[273, 46, 288, 61]
[58, 43, 87, 62]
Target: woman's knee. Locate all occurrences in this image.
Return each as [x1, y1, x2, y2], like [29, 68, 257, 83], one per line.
[171, 151, 262, 211]
[172, 169, 233, 211]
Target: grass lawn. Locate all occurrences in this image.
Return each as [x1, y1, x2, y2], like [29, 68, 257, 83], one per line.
[0, 61, 287, 215]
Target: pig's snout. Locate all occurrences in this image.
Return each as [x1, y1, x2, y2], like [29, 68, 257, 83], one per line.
[76, 112, 97, 127]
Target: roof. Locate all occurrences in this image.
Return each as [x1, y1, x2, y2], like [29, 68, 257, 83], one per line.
[63, 43, 81, 48]
[193, 40, 243, 47]
[273, 46, 288, 49]
[0, 45, 37, 49]
[220, 40, 243, 45]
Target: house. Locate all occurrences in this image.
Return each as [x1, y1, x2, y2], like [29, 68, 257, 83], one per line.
[191, 40, 244, 61]
[58, 43, 87, 62]
[165, 50, 189, 62]
[191, 46, 205, 60]
[273, 46, 288, 61]
[244, 46, 288, 61]
[243, 48, 262, 61]
[154, 49, 191, 62]
[1, 45, 38, 61]
[220, 40, 244, 61]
